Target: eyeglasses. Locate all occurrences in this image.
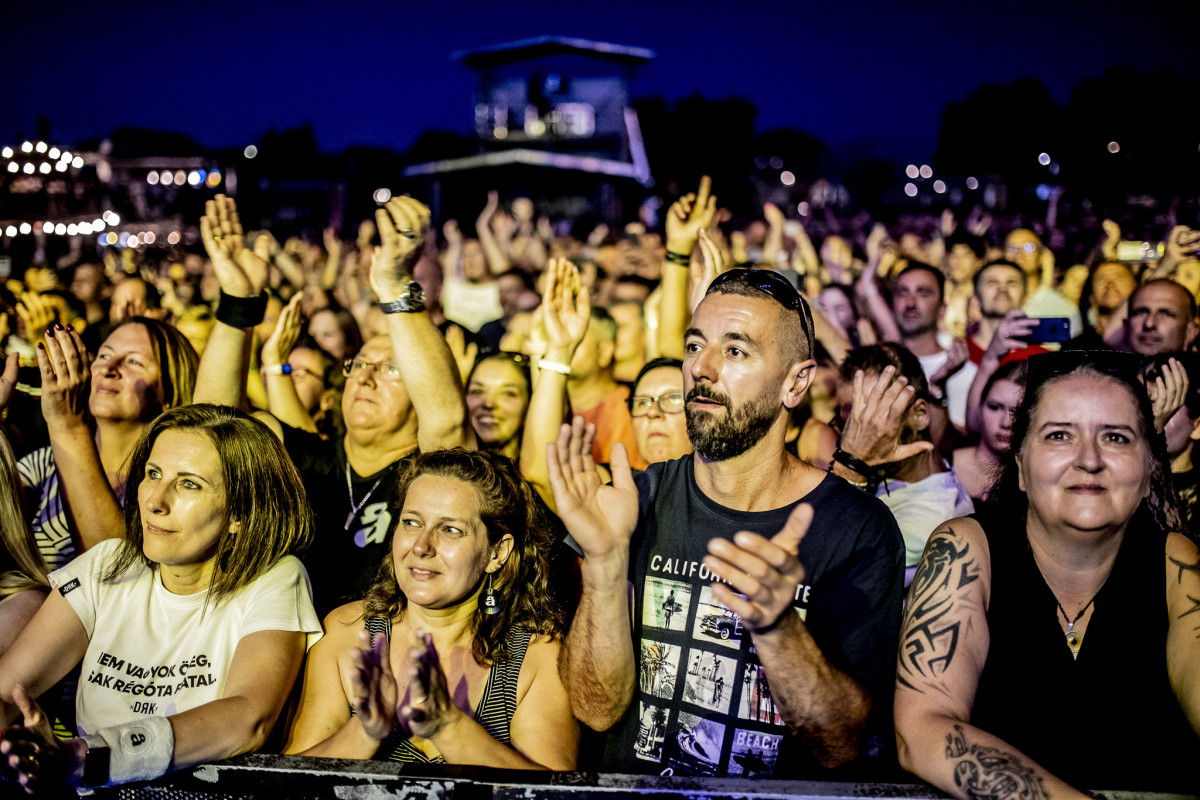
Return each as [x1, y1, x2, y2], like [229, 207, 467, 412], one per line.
[706, 268, 815, 357]
[1006, 242, 1038, 255]
[630, 391, 685, 417]
[343, 358, 402, 381]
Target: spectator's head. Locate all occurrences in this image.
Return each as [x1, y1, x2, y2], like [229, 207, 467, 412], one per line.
[609, 301, 647, 373]
[1125, 279, 1198, 357]
[108, 275, 161, 323]
[92, 317, 199, 423]
[462, 239, 489, 282]
[465, 351, 532, 456]
[341, 335, 415, 447]
[684, 269, 816, 461]
[816, 284, 857, 337]
[978, 359, 1027, 457]
[973, 260, 1027, 320]
[413, 255, 444, 307]
[945, 231, 987, 285]
[496, 271, 533, 320]
[1004, 229, 1043, 276]
[891, 262, 945, 339]
[364, 448, 563, 665]
[630, 358, 690, 464]
[308, 305, 363, 363]
[69, 263, 105, 305]
[115, 404, 313, 605]
[836, 343, 934, 446]
[1088, 261, 1137, 316]
[287, 333, 340, 415]
[611, 275, 656, 304]
[569, 307, 618, 381]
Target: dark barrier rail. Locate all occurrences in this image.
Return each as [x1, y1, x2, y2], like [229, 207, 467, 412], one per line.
[69, 754, 1198, 800]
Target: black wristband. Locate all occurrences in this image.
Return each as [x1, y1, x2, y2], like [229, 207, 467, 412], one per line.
[215, 291, 268, 328]
[832, 445, 875, 480]
[664, 250, 691, 266]
[82, 744, 111, 788]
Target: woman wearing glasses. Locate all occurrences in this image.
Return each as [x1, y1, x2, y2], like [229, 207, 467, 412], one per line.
[629, 358, 691, 464]
[895, 351, 1200, 795]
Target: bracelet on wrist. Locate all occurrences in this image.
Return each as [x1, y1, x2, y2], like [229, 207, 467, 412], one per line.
[261, 363, 292, 377]
[215, 290, 268, 328]
[664, 250, 692, 267]
[537, 359, 572, 375]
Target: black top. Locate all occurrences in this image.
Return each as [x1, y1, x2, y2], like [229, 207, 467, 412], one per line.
[971, 510, 1199, 791]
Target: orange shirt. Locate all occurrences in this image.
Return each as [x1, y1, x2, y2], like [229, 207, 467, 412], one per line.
[577, 385, 648, 470]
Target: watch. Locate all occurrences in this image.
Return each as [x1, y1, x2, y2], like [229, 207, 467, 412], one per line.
[379, 280, 426, 314]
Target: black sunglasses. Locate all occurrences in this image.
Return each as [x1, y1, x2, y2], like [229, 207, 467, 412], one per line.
[706, 268, 815, 357]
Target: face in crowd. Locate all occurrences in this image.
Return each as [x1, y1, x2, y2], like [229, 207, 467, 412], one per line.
[891, 268, 942, 339]
[1126, 280, 1198, 357]
[631, 365, 690, 464]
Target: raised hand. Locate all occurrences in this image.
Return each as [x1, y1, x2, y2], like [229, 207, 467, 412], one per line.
[36, 325, 91, 434]
[477, 190, 501, 229]
[261, 293, 305, 368]
[763, 202, 785, 230]
[1148, 357, 1189, 433]
[665, 175, 717, 257]
[372, 196, 431, 298]
[15, 292, 56, 347]
[930, 338, 969, 390]
[542, 258, 590, 352]
[1165, 225, 1200, 262]
[0, 684, 82, 794]
[200, 194, 268, 298]
[340, 630, 399, 742]
[1101, 219, 1121, 261]
[443, 219, 463, 248]
[0, 351, 18, 411]
[984, 310, 1037, 362]
[546, 417, 639, 563]
[840, 365, 934, 467]
[399, 630, 462, 740]
[704, 504, 812, 633]
[444, 324, 478, 383]
[688, 229, 727, 313]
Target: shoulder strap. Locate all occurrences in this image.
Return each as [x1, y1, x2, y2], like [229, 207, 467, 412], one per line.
[473, 628, 534, 744]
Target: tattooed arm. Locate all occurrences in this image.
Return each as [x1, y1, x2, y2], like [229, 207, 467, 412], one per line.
[894, 520, 1089, 800]
[1166, 533, 1200, 734]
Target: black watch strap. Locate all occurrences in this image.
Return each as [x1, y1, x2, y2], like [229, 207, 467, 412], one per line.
[82, 744, 111, 788]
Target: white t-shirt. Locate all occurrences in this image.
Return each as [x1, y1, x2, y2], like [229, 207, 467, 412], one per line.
[917, 350, 978, 430]
[49, 539, 322, 737]
[876, 469, 975, 571]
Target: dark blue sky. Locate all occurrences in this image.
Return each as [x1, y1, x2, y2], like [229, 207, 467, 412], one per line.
[4, 0, 1196, 162]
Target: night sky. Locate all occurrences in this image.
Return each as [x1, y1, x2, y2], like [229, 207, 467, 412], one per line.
[4, 0, 1198, 163]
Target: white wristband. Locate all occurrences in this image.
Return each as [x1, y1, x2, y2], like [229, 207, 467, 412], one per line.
[261, 363, 292, 377]
[88, 715, 175, 785]
[537, 359, 572, 375]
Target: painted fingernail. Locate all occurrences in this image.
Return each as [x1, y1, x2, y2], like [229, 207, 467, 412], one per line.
[54, 322, 63, 331]
[44, 328, 54, 338]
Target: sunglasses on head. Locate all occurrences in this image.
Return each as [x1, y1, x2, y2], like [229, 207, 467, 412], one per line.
[706, 268, 815, 357]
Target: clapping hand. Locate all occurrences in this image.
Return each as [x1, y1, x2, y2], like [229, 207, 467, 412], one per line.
[542, 258, 590, 354]
[399, 630, 461, 740]
[340, 630, 399, 742]
[37, 325, 91, 434]
[260, 294, 305, 369]
[665, 176, 717, 257]
[546, 417, 639, 564]
[1148, 357, 1189, 433]
[704, 504, 812, 634]
[372, 196, 431, 299]
[200, 195, 268, 299]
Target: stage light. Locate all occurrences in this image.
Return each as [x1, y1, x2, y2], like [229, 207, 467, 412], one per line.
[904, 183, 918, 197]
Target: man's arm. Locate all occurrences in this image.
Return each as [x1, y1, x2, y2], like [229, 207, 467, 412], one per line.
[548, 419, 640, 730]
[895, 522, 1087, 799]
[658, 177, 717, 360]
[475, 191, 511, 277]
[372, 197, 471, 451]
[192, 195, 269, 408]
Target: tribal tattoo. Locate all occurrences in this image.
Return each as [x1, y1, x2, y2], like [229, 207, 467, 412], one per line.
[898, 530, 980, 694]
[1169, 555, 1200, 585]
[944, 725, 1048, 800]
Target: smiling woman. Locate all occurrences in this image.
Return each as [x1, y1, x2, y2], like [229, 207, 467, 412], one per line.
[0, 405, 322, 791]
[285, 448, 577, 770]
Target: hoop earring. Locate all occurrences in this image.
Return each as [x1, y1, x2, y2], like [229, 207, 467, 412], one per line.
[481, 573, 500, 616]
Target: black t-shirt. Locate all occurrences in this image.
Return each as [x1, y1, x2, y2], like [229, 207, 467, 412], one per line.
[281, 425, 414, 618]
[601, 455, 905, 778]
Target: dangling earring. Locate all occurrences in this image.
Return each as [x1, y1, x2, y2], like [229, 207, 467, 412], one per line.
[481, 573, 500, 615]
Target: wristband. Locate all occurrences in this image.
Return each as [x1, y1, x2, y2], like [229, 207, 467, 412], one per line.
[827, 460, 868, 489]
[261, 363, 292, 377]
[832, 445, 877, 481]
[537, 359, 572, 375]
[215, 290, 268, 328]
[86, 715, 174, 786]
[80, 740, 110, 789]
[664, 250, 691, 267]
[379, 280, 426, 314]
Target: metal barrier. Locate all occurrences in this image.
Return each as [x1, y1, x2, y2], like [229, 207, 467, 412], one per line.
[72, 754, 1198, 800]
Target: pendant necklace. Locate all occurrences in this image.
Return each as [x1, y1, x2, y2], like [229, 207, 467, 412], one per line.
[345, 462, 384, 530]
[1053, 593, 1099, 658]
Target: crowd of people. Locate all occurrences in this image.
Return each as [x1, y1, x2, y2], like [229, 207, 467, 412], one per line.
[1, 173, 1199, 797]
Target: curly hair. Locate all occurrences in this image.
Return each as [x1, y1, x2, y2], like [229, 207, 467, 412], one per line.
[362, 448, 563, 666]
[982, 352, 1181, 541]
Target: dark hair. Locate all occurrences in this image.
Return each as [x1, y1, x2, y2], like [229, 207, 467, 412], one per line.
[705, 269, 814, 365]
[980, 358, 1029, 408]
[945, 230, 988, 260]
[362, 448, 563, 665]
[972, 260, 1026, 298]
[311, 305, 364, 359]
[290, 333, 343, 389]
[106, 317, 200, 413]
[630, 357, 684, 411]
[894, 261, 946, 304]
[839, 343, 932, 403]
[106, 405, 314, 606]
[983, 351, 1179, 539]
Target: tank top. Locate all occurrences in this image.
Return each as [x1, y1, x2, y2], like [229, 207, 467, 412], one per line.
[970, 511, 1199, 791]
[362, 616, 532, 763]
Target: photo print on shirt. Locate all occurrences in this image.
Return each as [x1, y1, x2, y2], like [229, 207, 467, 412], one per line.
[639, 640, 681, 699]
[634, 700, 670, 763]
[642, 576, 692, 632]
[682, 650, 736, 715]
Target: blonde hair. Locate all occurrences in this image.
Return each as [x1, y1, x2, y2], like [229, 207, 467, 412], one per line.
[0, 430, 50, 599]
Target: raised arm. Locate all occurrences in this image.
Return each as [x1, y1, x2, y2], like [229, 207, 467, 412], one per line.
[548, 419, 640, 730]
[856, 231, 901, 343]
[259, 294, 317, 433]
[964, 311, 1036, 435]
[193, 195, 269, 408]
[895, 521, 1088, 799]
[475, 191, 511, 277]
[521, 258, 590, 509]
[659, 176, 717, 360]
[37, 327, 124, 549]
[372, 196, 471, 451]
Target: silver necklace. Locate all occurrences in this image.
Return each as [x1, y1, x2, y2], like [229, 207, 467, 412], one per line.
[344, 462, 384, 530]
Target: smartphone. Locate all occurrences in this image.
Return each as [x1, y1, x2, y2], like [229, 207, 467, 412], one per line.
[1116, 241, 1164, 263]
[1022, 317, 1071, 344]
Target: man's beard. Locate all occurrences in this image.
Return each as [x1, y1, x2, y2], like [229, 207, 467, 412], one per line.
[685, 384, 779, 462]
